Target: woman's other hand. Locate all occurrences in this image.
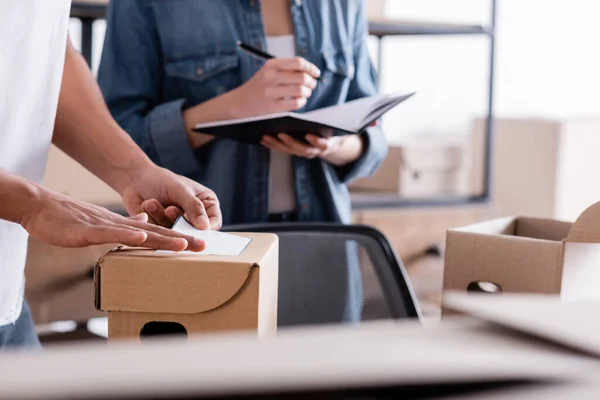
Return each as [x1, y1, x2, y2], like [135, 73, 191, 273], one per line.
[261, 133, 364, 167]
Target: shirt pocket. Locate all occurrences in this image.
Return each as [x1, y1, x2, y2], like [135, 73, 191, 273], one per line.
[308, 49, 355, 107]
[164, 51, 241, 102]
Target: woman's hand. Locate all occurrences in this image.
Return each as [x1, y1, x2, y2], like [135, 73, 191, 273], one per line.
[261, 133, 364, 167]
[229, 57, 321, 118]
[183, 57, 320, 149]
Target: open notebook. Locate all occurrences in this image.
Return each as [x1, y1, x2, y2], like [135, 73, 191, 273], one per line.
[193, 91, 414, 145]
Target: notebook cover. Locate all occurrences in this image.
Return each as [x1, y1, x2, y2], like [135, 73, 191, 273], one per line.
[192, 115, 356, 145]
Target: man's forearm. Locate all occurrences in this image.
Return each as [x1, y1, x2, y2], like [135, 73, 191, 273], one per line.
[0, 169, 42, 224]
[52, 40, 153, 194]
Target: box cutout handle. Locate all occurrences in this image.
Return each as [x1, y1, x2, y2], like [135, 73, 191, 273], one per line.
[467, 281, 503, 294]
[140, 322, 188, 340]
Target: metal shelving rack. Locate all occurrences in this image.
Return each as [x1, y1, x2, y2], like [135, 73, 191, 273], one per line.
[70, 0, 497, 211]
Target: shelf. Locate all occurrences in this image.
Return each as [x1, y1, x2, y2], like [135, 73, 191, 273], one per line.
[368, 19, 492, 37]
[70, 0, 107, 20]
[70, 3, 491, 37]
[350, 191, 488, 210]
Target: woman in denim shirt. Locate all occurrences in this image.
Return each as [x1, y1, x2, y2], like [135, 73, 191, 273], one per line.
[98, 0, 388, 325]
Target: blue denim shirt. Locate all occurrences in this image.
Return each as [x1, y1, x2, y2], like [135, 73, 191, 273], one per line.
[98, 0, 388, 225]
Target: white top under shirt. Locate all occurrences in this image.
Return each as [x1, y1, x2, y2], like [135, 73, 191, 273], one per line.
[265, 35, 297, 214]
[0, 0, 71, 325]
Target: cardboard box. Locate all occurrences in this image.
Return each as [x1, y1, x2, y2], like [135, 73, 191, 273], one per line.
[1, 317, 599, 400]
[43, 145, 121, 206]
[25, 238, 112, 324]
[94, 233, 278, 341]
[350, 144, 469, 198]
[443, 201, 600, 300]
[471, 117, 600, 221]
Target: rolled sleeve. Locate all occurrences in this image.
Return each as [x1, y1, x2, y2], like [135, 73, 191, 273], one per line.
[334, 126, 388, 184]
[147, 99, 199, 177]
[333, 1, 389, 184]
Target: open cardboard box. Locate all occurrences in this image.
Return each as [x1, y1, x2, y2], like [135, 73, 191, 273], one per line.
[94, 232, 278, 342]
[444, 201, 600, 301]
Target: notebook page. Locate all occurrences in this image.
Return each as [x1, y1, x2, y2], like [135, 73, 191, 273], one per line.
[303, 95, 388, 131]
[156, 218, 251, 256]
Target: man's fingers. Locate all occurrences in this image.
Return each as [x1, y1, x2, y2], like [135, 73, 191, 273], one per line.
[181, 197, 210, 231]
[141, 199, 172, 227]
[164, 206, 183, 223]
[130, 213, 149, 223]
[114, 216, 205, 251]
[83, 226, 148, 247]
[141, 231, 206, 252]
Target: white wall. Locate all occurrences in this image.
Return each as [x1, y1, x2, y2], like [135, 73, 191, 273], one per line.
[378, 0, 600, 143]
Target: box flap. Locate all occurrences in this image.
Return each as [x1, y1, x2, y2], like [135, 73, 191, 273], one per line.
[444, 292, 600, 358]
[565, 201, 600, 243]
[95, 233, 277, 314]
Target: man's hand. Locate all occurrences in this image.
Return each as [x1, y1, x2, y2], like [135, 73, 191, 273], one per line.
[261, 133, 364, 167]
[120, 165, 222, 230]
[19, 188, 205, 251]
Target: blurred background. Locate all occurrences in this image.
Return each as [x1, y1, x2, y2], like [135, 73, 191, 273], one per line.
[33, 0, 600, 342]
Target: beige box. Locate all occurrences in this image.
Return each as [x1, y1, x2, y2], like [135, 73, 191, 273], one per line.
[350, 144, 469, 198]
[471, 117, 600, 221]
[444, 201, 600, 300]
[43, 145, 121, 206]
[94, 233, 278, 341]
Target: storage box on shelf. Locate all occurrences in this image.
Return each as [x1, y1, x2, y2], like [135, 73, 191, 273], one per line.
[471, 117, 600, 221]
[349, 143, 470, 198]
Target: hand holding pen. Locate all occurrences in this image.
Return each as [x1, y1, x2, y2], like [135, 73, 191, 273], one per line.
[228, 41, 321, 117]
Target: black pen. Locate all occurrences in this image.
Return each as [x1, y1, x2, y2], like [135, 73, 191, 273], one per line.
[237, 40, 275, 60]
[236, 40, 321, 80]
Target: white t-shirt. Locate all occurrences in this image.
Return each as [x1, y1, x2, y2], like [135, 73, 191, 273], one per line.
[266, 35, 297, 214]
[0, 0, 71, 325]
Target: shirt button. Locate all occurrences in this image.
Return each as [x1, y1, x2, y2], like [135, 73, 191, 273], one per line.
[295, 0, 302, 6]
[196, 67, 204, 76]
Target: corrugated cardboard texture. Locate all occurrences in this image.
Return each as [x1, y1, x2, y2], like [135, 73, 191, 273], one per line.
[444, 218, 566, 296]
[95, 233, 278, 340]
[108, 268, 260, 339]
